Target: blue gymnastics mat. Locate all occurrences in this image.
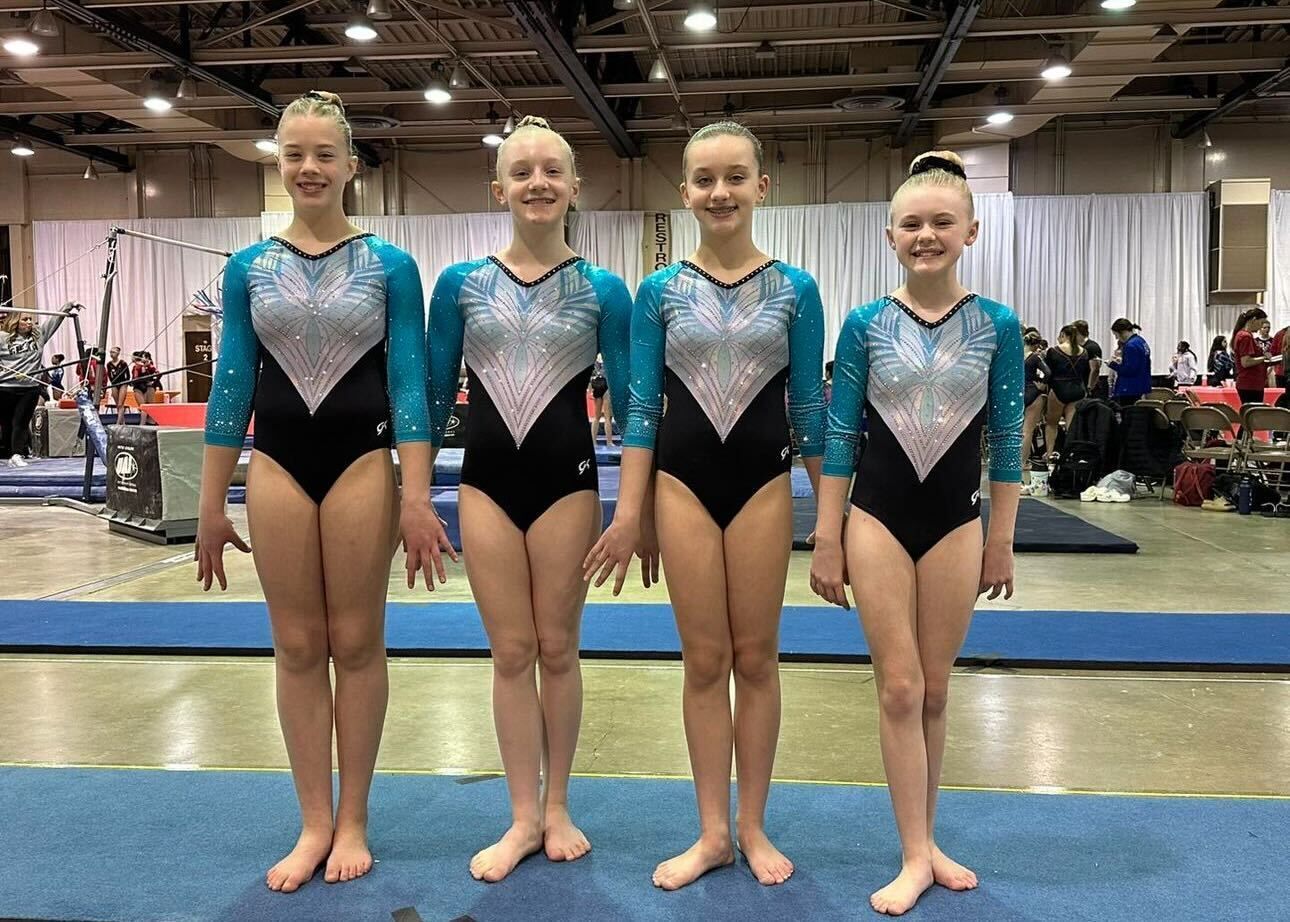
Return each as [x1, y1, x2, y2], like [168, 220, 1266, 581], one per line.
[0, 600, 1285, 670]
[0, 766, 1284, 922]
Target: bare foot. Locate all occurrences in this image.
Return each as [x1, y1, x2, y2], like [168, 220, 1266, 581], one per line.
[266, 827, 332, 893]
[870, 859, 934, 916]
[652, 835, 734, 891]
[324, 824, 373, 884]
[931, 843, 978, 891]
[736, 824, 794, 886]
[470, 821, 543, 883]
[543, 804, 591, 862]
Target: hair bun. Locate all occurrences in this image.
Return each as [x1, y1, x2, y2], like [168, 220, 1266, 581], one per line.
[304, 89, 345, 111]
[515, 114, 551, 131]
[909, 150, 966, 179]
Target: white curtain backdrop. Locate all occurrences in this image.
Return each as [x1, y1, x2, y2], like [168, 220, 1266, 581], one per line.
[263, 210, 643, 301]
[33, 218, 262, 383]
[672, 193, 1015, 360]
[1014, 193, 1206, 370]
[1269, 190, 1290, 332]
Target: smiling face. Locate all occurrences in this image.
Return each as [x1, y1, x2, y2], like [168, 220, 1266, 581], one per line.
[887, 185, 978, 276]
[492, 131, 579, 227]
[680, 134, 769, 240]
[276, 113, 357, 213]
[16, 313, 34, 335]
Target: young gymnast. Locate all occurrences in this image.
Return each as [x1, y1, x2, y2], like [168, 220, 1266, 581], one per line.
[809, 150, 1023, 915]
[587, 121, 826, 890]
[196, 90, 454, 893]
[425, 116, 633, 882]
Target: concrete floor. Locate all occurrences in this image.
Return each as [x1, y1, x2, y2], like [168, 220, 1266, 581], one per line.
[1, 497, 1288, 800]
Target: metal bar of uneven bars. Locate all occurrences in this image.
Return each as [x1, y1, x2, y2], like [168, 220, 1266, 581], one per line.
[4, 308, 84, 317]
[112, 226, 232, 258]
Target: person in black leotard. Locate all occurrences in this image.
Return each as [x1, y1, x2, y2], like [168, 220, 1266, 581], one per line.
[588, 121, 826, 892]
[1022, 330, 1050, 492]
[197, 90, 453, 894]
[811, 149, 1022, 916]
[425, 116, 633, 883]
[105, 346, 131, 424]
[1044, 323, 1089, 458]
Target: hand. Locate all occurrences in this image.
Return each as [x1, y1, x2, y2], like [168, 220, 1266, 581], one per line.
[637, 506, 661, 590]
[401, 499, 458, 590]
[194, 512, 251, 591]
[978, 541, 1014, 600]
[583, 515, 639, 596]
[809, 536, 851, 610]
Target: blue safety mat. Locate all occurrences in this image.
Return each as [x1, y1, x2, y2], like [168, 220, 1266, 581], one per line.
[0, 600, 1284, 669]
[0, 766, 1284, 922]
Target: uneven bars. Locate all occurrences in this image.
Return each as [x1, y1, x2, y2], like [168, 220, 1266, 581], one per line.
[113, 226, 232, 258]
[1, 308, 83, 317]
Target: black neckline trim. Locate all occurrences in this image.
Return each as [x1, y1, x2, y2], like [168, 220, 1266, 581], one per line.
[681, 259, 778, 289]
[271, 232, 374, 260]
[488, 254, 582, 287]
[887, 292, 977, 329]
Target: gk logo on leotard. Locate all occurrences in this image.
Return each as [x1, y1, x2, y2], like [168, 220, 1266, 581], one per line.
[780, 446, 790, 461]
[376, 420, 388, 436]
[970, 489, 981, 505]
[578, 459, 591, 475]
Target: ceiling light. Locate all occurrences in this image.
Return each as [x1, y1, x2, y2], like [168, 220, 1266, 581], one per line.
[342, 55, 366, 74]
[10, 140, 34, 156]
[648, 54, 667, 82]
[1040, 53, 1071, 81]
[176, 75, 198, 99]
[503, 113, 516, 134]
[987, 110, 1014, 125]
[482, 133, 504, 147]
[255, 139, 278, 154]
[1100, 0, 1135, 9]
[612, 0, 637, 9]
[449, 62, 470, 89]
[30, 7, 59, 38]
[3, 35, 40, 57]
[754, 40, 775, 61]
[1206, 150, 1226, 163]
[684, 1, 717, 31]
[83, 161, 99, 180]
[1202, 130, 1213, 148]
[344, 13, 378, 41]
[366, 0, 392, 21]
[424, 64, 451, 104]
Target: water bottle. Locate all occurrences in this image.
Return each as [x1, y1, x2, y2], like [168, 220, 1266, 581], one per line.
[1238, 478, 1252, 515]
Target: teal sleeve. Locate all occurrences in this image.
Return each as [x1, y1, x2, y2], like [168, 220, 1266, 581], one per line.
[426, 261, 475, 447]
[781, 266, 827, 457]
[823, 304, 877, 478]
[204, 245, 263, 448]
[623, 266, 677, 450]
[375, 241, 431, 444]
[985, 301, 1024, 483]
[585, 264, 633, 424]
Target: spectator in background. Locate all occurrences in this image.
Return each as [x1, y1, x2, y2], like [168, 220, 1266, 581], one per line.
[1169, 341, 1199, 388]
[1107, 318, 1151, 407]
[1232, 308, 1274, 405]
[1272, 323, 1287, 389]
[106, 346, 131, 424]
[1207, 335, 1234, 386]
[36, 353, 66, 406]
[1, 304, 78, 466]
[1073, 319, 1103, 397]
[1043, 324, 1089, 460]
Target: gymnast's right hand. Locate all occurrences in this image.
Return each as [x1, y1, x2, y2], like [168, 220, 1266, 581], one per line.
[583, 515, 639, 596]
[809, 537, 850, 610]
[195, 513, 251, 592]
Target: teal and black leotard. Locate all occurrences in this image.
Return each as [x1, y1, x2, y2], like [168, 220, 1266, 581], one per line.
[204, 233, 431, 504]
[426, 256, 631, 532]
[623, 259, 826, 529]
[824, 293, 1023, 561]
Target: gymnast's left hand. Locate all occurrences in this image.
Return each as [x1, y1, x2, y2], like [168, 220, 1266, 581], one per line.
[584, 515, 638, 596]
[978, 541, 1014, 600]
[401, 499, 458, 590]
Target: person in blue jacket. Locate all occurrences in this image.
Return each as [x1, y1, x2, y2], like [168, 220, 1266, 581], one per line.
[1107, 318, 1151, 407]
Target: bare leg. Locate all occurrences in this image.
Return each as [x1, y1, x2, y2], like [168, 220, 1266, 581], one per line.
[651, 473, 736, 890]
[1043, 397, 1065, 459]
[725, 474, 795, 885]
[845, 509, 932, 916]
[590, 395, 603, 442]
[459, 485, 544, 882]
[1021, 398, 1044, 483]
[319, 449, 400, 884]
[526, 491, 601, 861]
[246, 452, 332, 894]
[915, 520, 984, 893]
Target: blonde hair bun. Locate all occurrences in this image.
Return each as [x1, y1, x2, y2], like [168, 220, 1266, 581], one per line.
[515, 115, 552, 131]
[909, 149, 964, 175]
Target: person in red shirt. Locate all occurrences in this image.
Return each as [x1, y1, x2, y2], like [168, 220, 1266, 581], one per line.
[1273, 324, 1288, 389]
[1231, 308, 1276, 405]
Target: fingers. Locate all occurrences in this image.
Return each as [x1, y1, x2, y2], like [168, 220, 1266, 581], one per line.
[639, 556, 651, 590]
[212, 554, 228, 592]
[582, 538, 607, 576]
[651, 552, 660, 586]
[432, 544, 448, 584]
[1003, 579, 1014, 600]
[592, 556, 617, 588]
[230, 532, 251, 553]
[612, 559, 629, 597]
[406, 551, 417, 590]
[439, 532, 460, 563]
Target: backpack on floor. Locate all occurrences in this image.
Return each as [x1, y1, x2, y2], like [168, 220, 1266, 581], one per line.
[1065, 398, 1121, 472]
[1172, 461, 1215, 507]
[1048, 441, 1103, 498]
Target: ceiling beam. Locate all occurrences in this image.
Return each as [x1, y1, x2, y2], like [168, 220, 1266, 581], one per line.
[1173, 57, 1290, 139]
[0, 115, 132, 168]
[895, 0, 982, 146]
[502, 0, 640, 157]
